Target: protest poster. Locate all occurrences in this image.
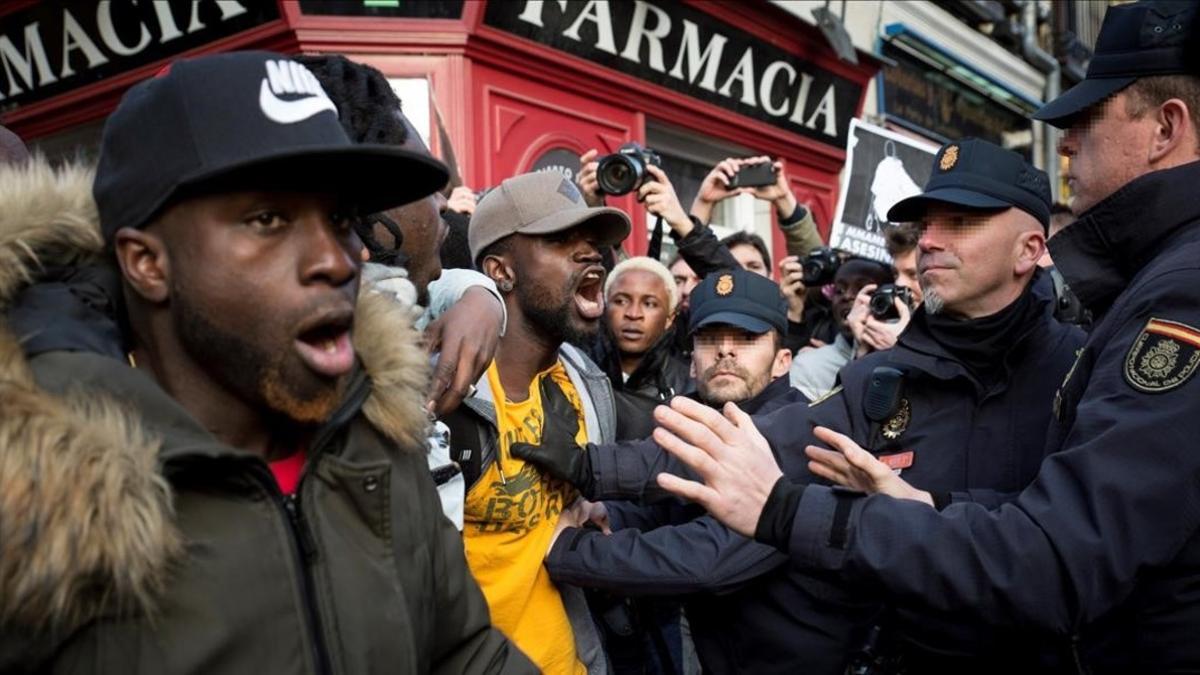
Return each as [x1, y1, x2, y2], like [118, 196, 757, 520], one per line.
[829, 119, 938, 262]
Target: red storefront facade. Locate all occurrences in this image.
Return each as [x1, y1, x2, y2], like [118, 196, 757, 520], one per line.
[1, 0, 878, 258]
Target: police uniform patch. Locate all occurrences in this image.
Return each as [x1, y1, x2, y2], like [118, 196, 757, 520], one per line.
[939, 145, 959, 171]
[715, 274, 734, 296]
[1124, 318, 1200, 393]
[881, 398, 911, 440]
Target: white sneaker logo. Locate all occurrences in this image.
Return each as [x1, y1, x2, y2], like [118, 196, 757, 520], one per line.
[259, 60, 337, 124]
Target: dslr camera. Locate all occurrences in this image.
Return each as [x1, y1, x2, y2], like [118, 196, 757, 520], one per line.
[596, 142, 662, 195]
[869, 284, 915, 321]
[800, 247, 841, 286]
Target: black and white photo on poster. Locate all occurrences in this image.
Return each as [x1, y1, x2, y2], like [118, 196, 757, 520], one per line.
[829, 119, 937, 262]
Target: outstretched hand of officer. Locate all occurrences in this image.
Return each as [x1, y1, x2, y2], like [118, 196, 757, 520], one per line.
[653, 396, 783, 538]
[510, 377, 594, 494]
[804, 427, 934, 506]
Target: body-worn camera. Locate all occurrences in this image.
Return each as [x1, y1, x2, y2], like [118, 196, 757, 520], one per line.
[596, 142, 661, 195]
[869, 284, 915, 321]
[800, 247, 842, 286]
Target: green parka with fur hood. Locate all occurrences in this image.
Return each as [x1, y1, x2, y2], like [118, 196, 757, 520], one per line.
[0, 158, 536, 674]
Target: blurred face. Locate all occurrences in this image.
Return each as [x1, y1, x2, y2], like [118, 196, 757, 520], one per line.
[916, 204, 1044, 318]
[831, 261, 890, 332]
[691, 325, 791, 406]
[892, 248, 923, 305]
[607, 269, 674, 358]
[729, 243, 769, 276]
[506, 223, 608, 347]
[1058, 93, 1159, 215]
[150, 191, 361, 424]
[373, 112, 447, 304]
[670, 258, 700, 312]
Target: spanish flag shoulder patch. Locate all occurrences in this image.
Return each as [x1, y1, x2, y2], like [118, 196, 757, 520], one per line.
[1124, 318, 1200, 393]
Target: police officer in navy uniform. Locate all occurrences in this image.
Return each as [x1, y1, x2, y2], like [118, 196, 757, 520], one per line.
[515, 141, 1087, 672]
[649, 2, 1200, 671]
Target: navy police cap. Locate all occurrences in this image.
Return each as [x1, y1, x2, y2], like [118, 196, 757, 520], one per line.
[1034, 1, 1197, 127]
[887, 138, 1052, 229]
[689, 267, 788, 337]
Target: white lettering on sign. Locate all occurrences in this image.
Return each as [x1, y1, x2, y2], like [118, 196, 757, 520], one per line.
[562, 0, 617, 55]
[0, 0, 250, 102]
[514, 0, 841, 138]
[668, 19, 725, 92]
[620, 1, 671, 73]
[0, 22, 57, 96]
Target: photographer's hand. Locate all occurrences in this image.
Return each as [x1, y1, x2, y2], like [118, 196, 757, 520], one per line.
[779, 255, 807, 322]
[576, 149, 606, 207]
[510, 377, 594, 493]
[744, 157, 800, 219]
[639, 164, 693, 237]
[860, 300, 911, 353]
[690, 157, 743, 225]
[848, 285, 877, 357]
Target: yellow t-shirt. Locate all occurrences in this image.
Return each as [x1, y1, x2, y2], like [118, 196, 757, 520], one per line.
[463, 361, 587, 675]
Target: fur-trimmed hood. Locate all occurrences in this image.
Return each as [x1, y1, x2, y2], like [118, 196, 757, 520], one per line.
[0, 157, 432, 634]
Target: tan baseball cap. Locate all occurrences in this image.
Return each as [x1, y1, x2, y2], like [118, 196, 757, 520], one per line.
[469, 171, 631, 264]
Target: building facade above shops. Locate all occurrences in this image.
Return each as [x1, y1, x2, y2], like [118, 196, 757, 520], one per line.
[774, 0, 1109, 204]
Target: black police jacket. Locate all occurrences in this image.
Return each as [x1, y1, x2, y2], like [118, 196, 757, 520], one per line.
[783, 160, 1200, 674]
[564, 272, 1084, 674]
[792, 269, 1087, 672]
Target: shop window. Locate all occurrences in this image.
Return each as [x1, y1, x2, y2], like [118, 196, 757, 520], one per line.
[388, 78, 432, 149]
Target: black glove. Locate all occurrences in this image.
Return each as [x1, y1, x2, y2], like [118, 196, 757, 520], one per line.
[510, 376, 594, 495]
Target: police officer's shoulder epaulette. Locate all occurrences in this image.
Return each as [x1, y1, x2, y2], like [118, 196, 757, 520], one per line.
[1124, 318, 1200, 393]
[808, 384, 844, 407]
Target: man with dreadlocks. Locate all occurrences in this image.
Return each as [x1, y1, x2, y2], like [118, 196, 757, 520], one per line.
[300, 54, 508, 528]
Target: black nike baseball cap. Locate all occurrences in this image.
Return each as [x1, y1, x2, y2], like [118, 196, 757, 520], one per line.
[887, 138, 1052, 229]
[94, 51, 449, 242]
[1033, 1, 1198, 127]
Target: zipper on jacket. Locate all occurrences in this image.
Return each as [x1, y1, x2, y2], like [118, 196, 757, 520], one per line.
[270, 377, 365, 675]
[258, 470, 333, 675]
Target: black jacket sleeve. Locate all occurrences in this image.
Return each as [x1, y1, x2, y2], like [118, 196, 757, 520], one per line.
[784, 271, 1200, 635]
[546, 515, 787, 596]
[672, 217, 739, 279]
[588, 436, 696, 503]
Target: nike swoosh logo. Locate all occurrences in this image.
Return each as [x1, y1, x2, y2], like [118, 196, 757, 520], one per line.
[258, 79, 337, 124]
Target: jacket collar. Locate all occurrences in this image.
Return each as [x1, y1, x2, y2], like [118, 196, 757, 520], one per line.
[740, 375, 794, 414]
[464, 342, 616, 445]
[1049, 160, 1200, 315]
[890, 269, 1054, 387]
[683, 373, 792, 414]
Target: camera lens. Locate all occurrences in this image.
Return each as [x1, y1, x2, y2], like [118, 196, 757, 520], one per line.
[869, 291, 892, 318]
[597, 155, 642, 195]
[801, 261, 823, 286]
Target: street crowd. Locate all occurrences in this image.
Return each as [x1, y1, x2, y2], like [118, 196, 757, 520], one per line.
[2, 1, 1200, 673]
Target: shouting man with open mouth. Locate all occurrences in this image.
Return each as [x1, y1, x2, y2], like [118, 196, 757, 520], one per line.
[441, 171, 629, 675]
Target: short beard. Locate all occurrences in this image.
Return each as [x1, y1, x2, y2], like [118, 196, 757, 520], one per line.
[921, 282, 945, 316]
[173, 289, 344, 426]
[697, 359, 760, 406]
[517, 277, 596, 349]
